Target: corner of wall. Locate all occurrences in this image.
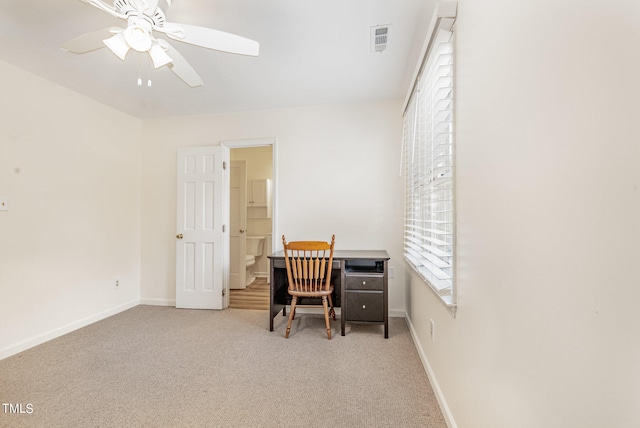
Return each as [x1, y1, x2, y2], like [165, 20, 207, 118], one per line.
[405, 311, 457, 428]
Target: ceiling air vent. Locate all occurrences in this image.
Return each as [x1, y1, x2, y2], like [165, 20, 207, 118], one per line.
[371, 25, 391, 53]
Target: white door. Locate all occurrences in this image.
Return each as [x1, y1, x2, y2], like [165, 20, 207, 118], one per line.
[229, 160, 247, 289]
[176, 146, 230, 309]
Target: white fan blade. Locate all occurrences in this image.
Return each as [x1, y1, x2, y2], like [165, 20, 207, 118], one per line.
[164, 23, 259, 56]
[80, 0, 125, 19]
[144, 0, 159, 14]
[61, 27, 120, 53]
[163, 42, 204, 87]
[129, 0, 159, 17]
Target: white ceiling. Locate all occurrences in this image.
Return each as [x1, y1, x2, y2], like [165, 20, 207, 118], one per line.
[0, 0, 433, 119]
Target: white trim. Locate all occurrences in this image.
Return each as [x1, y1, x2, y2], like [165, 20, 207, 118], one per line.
[140, 297, 176, 306]
[220, 138, 276, 148]
[0, 299, 140, 360]
[405, 311, 457, 428]
[402, 1, 458, 114]
[389, 309, 406, 318]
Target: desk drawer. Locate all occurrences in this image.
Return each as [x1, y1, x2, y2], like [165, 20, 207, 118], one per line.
[345, 291, 384, 322]
[345, 273, 384, 291]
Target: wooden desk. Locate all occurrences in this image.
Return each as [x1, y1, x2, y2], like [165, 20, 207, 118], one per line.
[268, 250, 390, 338]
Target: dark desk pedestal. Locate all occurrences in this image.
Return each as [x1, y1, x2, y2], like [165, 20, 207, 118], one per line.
[268, 250, 390, 338]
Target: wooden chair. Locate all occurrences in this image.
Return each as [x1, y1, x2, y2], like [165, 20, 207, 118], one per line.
[282, 235, 336, 339]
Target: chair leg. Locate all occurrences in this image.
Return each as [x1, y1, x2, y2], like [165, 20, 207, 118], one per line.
[322, 296, 332, 340]
[285, 296, 298, 338]
[328, 294, 336, 321]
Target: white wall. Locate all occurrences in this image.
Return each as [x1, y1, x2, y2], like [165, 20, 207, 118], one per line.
[140, 101, 406, 312]
[408, 1, 640, 427]
[0, 61, 142, 358]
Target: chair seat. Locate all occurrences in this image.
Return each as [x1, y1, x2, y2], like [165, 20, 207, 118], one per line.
[288, 287, 333, 298]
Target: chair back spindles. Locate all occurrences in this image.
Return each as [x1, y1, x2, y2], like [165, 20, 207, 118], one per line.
[283, 238, 335, 294]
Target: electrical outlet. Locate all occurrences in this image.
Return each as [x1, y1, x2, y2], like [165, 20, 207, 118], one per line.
[430, 319, 435, 342]
[115, 278, 120, 289]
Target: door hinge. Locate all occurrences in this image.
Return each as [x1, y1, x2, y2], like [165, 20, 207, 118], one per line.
[222, 288, 226, 297]
[223, 161, 226, 170]
[222, 224, 226, 232]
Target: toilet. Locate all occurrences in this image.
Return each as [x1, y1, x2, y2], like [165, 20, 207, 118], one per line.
[245, 235, 265, 286]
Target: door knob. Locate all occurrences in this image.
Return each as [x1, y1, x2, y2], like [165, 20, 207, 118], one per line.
[239, 229, 246, 233]
[176, 234, 183, 239]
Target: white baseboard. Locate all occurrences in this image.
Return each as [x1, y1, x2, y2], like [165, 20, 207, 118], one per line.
[404, 311, 457, 428]
[0, 299, 140, 360]
[389, 309, 405, 318]
[140, 297, 176, 307]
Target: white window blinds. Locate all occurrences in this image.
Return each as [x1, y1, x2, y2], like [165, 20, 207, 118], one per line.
[402, 4, 456, 309]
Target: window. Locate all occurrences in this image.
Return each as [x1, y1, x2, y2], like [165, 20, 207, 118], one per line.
[402, 2, 457, 311]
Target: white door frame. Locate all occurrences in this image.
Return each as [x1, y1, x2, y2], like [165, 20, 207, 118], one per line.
[221, 138, 278, 258]
[229, 160, 247, 289]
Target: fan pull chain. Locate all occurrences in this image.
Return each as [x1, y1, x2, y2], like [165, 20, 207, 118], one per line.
[136, 53, 153, 87]
[147, 54, 152, 87]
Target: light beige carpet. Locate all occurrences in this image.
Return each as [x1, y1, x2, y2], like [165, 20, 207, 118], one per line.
[0, 306, 446, 428]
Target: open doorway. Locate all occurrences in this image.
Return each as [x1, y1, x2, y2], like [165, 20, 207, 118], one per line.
[222, 139, 276, 310]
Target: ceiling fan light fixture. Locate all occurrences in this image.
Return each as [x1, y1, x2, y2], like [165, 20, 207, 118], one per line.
[103, 32, 130, 61]
[124, 25, 152, 52]
[65, 0, 260, 87]
[149, 43, 173, 68]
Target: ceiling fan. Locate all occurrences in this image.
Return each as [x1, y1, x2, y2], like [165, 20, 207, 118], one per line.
[61, 0, 259, 87]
